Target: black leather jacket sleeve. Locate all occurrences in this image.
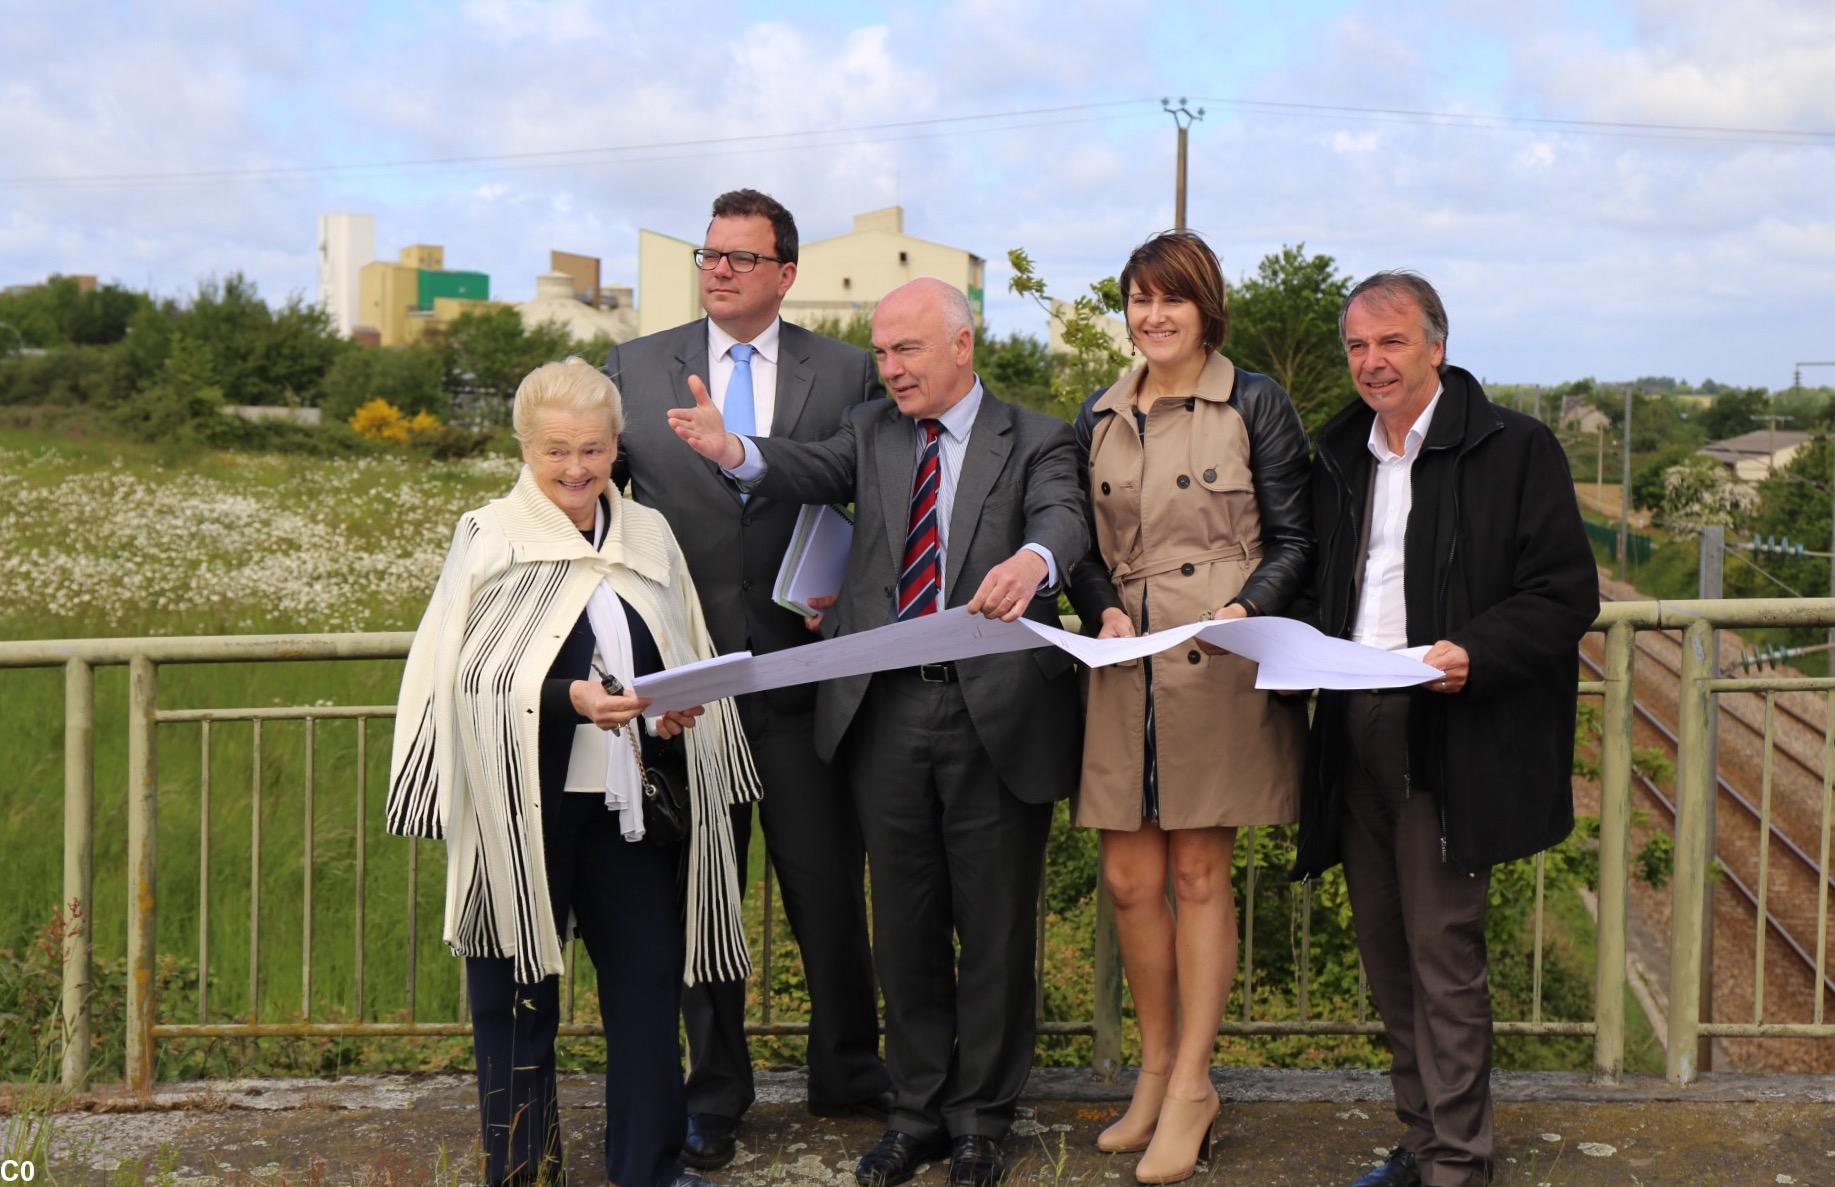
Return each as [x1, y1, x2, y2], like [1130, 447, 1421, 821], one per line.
[1066, 389, 1124, 632]
[1231, 373, 1315, 615]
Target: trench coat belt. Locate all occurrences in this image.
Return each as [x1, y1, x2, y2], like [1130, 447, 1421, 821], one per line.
[1109, 542, 1261, 586]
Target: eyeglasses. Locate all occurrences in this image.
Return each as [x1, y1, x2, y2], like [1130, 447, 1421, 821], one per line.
[693, 248, 783, 273]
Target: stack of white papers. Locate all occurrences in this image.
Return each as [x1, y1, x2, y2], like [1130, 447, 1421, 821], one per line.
[772, 504, 854, 617]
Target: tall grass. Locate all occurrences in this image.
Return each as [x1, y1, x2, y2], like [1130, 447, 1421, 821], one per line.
[0, 432, 522, 1078]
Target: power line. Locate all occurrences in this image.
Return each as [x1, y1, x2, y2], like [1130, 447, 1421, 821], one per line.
[0, 110, 1161, 193]
[6, 92, 1829, 193]
[1195, 96, 1835, 147]
[0, 100, 1155, 188]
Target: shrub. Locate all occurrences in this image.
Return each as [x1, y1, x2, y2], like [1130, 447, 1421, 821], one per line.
[350, 397, 411, 444]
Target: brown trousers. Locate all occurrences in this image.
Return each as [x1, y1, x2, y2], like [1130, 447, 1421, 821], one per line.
[1340, 690, 1494, 1187]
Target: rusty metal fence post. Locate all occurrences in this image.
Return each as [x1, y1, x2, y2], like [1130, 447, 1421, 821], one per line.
[125, 656, 158, 1093]
[1592, 621, 1633, 1082]
[1667, 618, 1714, 1083]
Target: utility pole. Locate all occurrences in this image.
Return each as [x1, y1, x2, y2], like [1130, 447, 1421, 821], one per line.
[1596, 423, 1606, 508]
[1619, 389, 1634, 582]
[1801, 363, 1835, 656]
[1162, 98, 1205, 231]
[1753, 412, 1793, 476]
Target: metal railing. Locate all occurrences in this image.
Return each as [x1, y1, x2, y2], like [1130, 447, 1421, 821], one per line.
[4, 599, 1833, 1093]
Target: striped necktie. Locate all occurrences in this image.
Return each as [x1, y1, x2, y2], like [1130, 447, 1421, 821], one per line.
[896, 419, 943, 620]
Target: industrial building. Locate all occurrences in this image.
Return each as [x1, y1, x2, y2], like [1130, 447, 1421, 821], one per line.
[635, 206, 984, 338]
[516, 250, 636, 343]
[357, 244, 496, 346]
[316, 213, 374, 338]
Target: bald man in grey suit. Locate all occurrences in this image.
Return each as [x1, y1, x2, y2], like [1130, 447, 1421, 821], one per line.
[670, 278, 1085, 1187]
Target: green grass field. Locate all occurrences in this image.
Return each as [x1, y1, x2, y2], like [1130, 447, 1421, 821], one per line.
[0, 430, 525, 1079]
[0, 427, 1658, 1083]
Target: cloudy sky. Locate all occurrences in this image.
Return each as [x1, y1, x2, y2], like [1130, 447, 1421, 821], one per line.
[3, 0, 1832, 387]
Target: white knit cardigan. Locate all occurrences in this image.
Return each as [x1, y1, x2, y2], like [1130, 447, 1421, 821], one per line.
[385, 468, 761, 985]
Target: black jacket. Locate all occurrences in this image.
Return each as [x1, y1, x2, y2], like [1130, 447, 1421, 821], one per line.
[1292, 365, 1598, 877]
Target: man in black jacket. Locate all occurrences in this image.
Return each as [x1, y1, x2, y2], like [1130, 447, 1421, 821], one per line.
[1293, 272, 1597, 1187]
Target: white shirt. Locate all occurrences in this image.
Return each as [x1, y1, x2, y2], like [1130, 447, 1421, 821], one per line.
[708, 316, 781, 437]
[728, 376, 1060, 595]
[1352, 386, 1443, 652]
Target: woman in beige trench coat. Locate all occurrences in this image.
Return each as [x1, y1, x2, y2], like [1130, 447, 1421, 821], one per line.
[1067, 232, 1314, 1184]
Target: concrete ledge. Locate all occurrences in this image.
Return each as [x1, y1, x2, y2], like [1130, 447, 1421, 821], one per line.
[13, 1068, 1835, 1115]
[13, 1069, 1835, 1186]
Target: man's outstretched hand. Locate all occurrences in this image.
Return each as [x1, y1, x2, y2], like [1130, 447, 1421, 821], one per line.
[667, 375, 746, 469]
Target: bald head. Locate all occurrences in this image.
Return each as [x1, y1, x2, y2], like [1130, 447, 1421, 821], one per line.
[870, 278, 978, 420]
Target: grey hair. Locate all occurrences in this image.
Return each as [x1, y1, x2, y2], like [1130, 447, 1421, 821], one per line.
[1339, 270, 1449, 352]
[512, 356, 624, 442]
[934, 282, 974, 337]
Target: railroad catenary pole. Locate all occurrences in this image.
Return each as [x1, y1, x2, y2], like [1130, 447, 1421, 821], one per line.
[1618, 389, 1634, 582]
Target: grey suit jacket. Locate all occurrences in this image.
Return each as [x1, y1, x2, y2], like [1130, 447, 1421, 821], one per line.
[748, 388, 1087, 804]
[606, 320, 883, 703]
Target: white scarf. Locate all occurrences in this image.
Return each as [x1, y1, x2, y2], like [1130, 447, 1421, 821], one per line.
[580, 500, 647, 840]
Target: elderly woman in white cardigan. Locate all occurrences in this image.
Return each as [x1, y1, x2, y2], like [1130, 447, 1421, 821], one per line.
[386, 357, 759, 1187]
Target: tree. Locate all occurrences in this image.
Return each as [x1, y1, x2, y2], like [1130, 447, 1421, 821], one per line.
[1006, 248, 1127, 416]
[112, 334, 225, 442]
[1631, 443, 1702, 512]
[179, 274, 344, 406]
[320, 343, 449, 424]
[442, 306, 580, 411]
[976, 328, 1054, 414]
[801, 312, 873, 351]
[1659, 456, 1757, 532]
[0, 275, 148, 347]
[1697, 386, 1768, 440]
[1226, 244, 1356, 432]
[1731, 437, 1833, 598]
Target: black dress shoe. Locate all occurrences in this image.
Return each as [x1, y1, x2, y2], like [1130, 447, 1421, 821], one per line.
[855, 1129, 950, 1187]
[810, 1090, 896, 1123]
[1349, 1146, 1421, 1187]
[947, 1135, 1005, 1187]
[682, 1113, 739, 1171]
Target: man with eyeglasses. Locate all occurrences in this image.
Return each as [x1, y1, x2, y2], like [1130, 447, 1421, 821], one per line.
[606, 189, 891, 1171]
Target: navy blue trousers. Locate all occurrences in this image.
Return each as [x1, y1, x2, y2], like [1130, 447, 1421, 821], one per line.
[466, 789, 686, 1187]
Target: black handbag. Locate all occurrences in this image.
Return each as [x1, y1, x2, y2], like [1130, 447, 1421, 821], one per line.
[633, 732, 691, 849]
[599, 667, 691, 848]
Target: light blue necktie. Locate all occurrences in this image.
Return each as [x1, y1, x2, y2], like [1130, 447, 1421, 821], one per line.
[725, 343, 756, 503]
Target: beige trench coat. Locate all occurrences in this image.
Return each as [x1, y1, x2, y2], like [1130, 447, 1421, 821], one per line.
[1075, 354, 1304, 831]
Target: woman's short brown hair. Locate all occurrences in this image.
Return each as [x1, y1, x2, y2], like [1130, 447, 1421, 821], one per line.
[1119, 230, 1229, 352]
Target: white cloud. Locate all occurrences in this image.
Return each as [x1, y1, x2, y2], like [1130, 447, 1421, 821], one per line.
[0, 0, 1830, 385]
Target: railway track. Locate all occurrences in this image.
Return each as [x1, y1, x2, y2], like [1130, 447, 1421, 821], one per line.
[1575, 646, 1835, 1005]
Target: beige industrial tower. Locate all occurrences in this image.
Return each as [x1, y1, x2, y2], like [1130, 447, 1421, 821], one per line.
[635, 206, 985, 337]
[317, 213, 375, 338]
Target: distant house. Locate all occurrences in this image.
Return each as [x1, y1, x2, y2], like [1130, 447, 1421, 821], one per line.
[1699, 429, 1813, 481]
[1559, 395, 1612, 435]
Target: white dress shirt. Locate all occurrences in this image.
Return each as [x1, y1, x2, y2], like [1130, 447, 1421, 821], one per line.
[708, 316, 781, 437]
[1352, 386, 1443, 652]
[728, 377, 1060, 592]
